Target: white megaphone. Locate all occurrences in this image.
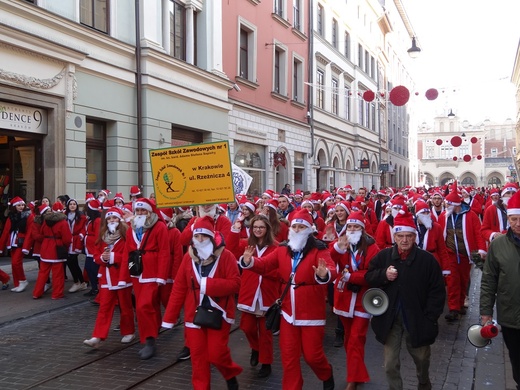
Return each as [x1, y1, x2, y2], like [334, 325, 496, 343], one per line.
[467, 323, 499, 348]
[362, 288, 389, 316]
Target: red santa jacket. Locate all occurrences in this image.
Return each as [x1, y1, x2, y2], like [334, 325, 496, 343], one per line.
[0, 210, 34, 253]
[162, 243, 241, 328]
[22, 214, 43, 257]
[274, 221, 289, 243]
[481, 204, 508, 243]
[67, 214, 87, 254]
[93, 234, 132, 289]
[439, 209, 486, 258]
[119, 219, 170, 284]
[374, 217, 394, 249]
[84, 217, 101, 257]
[227, 229, 279, 312]
[180, 214, 232, 246]
[39, 212, 73, 262]
[166, 226, 183, 283]
[330, 236, 380, 319]
[416, 221, 450, 272]
[243, 237, 337, 326]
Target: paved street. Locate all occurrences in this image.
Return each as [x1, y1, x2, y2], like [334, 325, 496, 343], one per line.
[0, 256, 515, 390]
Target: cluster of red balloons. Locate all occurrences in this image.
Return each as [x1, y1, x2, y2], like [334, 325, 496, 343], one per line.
[434, 136, 482, 161]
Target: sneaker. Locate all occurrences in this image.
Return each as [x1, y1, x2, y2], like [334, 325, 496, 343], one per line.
[177, 346, 191, 361]
[83, 337, 101, 348]
[14, 280, 28, 293]
[78, 282, 88, 291]
[121, 334, 136, 343]
[445, 310, 460, 322]
[44, 283, 51, 292]
[2, 283, 9, 290]
[69, 283, 81, 293]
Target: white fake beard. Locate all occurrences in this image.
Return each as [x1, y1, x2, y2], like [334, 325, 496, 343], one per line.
[107, 221, 119, 233]
[391, 208, 400, 218]
[133, 215, 147, 229]
[346, 231, 362, 245]
[502, 197, 511, 206]
[288, 227, 312, 252]
[198, 205, 217, 219]
[463, 197, 470, 204]
[445, 205, 455, 218]
[417, 213, 433, 230]
[98, 196, 106, 203]
[193, 238, 214, 260]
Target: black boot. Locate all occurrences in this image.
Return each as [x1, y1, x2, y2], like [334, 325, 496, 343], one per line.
[139, 337, 156, 360]
[257, 364, 272, 378]
[226, 376, 239, 390]
[323, 365, 334, 390]
[333, 329, 344, 348]
[250, 349, 259, 367]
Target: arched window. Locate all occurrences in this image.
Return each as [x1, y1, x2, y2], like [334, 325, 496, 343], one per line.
[234, 142, 265, 197]
[488, 176, 502, 186]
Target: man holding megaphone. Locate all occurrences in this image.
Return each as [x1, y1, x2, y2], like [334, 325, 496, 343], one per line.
[365, 209, 446, 390]
[480, 189, 520, 390]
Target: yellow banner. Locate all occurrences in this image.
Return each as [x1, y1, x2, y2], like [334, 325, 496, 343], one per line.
[150, 141, 235, 208]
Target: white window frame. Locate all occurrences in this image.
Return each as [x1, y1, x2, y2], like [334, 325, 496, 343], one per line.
[273, 41, 288, 96]
[237, 18, 258, 83]
[274, 0, 286, 18]
[292, 53, 305, 103]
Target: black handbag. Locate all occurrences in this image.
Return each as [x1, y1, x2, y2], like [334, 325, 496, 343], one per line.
[191, 279, 223, 330]
[265, 274, 294, 333]
[56, 245, 68, 260]
[128, 226, 153, 276]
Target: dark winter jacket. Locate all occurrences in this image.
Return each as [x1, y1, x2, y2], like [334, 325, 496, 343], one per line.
[365, 244, 445, 348]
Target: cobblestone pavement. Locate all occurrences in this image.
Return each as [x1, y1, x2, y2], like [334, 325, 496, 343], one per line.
[0, 257, 515, 389]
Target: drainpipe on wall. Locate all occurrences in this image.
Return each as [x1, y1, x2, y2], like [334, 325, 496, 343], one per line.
[307, 0, 314, 160]
[135, 0, 144, 190]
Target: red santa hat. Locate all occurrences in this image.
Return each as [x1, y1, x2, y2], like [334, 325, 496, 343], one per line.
[134, 198, 154, 213]
[290, 209, 313, 228]
[114, 193, 125, 202]
[389, 195, 407, 209]
[130, 185, 142, 197]
[350, 201, 361, 211]
[414, 200, 431, 215]
[9, 196, 25, 207]
[336, 201, 350, 213]
[218, 204, 228, 213]
[88, 199, 101, 211]
[158, 208, 174, 222]
[262, 189, 275, 199]
[355, 195, 366, 205]
[293, 189, 303, 198]
[393, 210, 417, 234]
[122, 203, 133, 214]
[445, 181, 462, 206]
[99, 189, 111, 197]
[489, 188, 500, 197]
[52, 201, 65, 213]
[321, 191, 334, 203]
[239, 197, 256, 213]
[105, 207, 124, 220]
[85, 193, 95, 203]
[300, 199, 313, 209]
[346, 210, 366, 229]
[102, 199, 114, 210]
[264, 199, 278, 211]
[344, 184, 353, 192]
[327, 206, 336, 215]
[501, 182, 518, 197]
[309, 192, 322, 204]
[192, 216, 215, 238]
[39, 204, 50, 214]
[507, 190, 520, 215]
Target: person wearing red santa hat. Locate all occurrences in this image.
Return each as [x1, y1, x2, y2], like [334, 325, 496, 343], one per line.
[413, 200, 450, 275]
[118, 198, 169, 360]
[300, 198, 325, 236]
[461, 186, 483, 219]
[33, 202, 73, 299]
[65, 198, 88, 293]
[429, 191, 445, 222]
[261, 198, 289, 243]
[157, 207, 183, 309]
[236, 197, 256, 238]
[481, 183, 518, 244]
[322, 201, 350, 242]
[484, 188, 500, 210]
[365, 209, 445, 390]
[374, 195, 407, 249]
[240, 209, 337, 390]
[439, 181, 486, 322]
[228, 214, 279, 378]
[113, 192, 125, 208]
[83, 199, 103, 297]
[97, 189, 110, 205]
[162, 216, 242, 389]
[180, 203, 232, 247]
[83, 207, 135, 348]
[277, 193, 296, 220]
[329, 211, 380, 389]
[0, 196, 34, 292]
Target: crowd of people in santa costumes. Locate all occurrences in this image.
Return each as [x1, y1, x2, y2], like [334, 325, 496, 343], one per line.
[1, 179, 519, 389]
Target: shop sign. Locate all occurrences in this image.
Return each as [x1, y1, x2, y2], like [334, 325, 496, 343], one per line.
[0, 102, 47, 134]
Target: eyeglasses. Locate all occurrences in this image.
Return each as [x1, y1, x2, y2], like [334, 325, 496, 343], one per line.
[252, 226, 266, 230]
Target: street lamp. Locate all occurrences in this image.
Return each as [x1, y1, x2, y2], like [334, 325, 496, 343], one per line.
[407, 37, 421, 58]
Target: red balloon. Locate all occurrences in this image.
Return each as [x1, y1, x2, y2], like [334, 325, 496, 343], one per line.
[363, 90, 375, 102]
[415, 91, 419, 96]
[436, 139, 443, 146]
[471, 137, 478, 144]
[389, 86, 410, 106]
[453, 156, 458, 161]
[425, 88, 439, 100]
[463, 155, 472, 162]
[477, 155, 482, 160]
[451, 136, 462, 147]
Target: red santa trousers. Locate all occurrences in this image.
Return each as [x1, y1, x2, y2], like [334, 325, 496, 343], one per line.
[279, 318, 333, 390]
[33, 261, 65, 299]
[447, 252, 471, 311]
[11, 247, 26, 287]
[159, 283, 173, 309]
[186, 322, 243, 390]
[239, 311, 274, 364]
[92, 287, 135, 339]
[132, 281, 161, 343]
[0, 268, 9, 284]
[340, 315, 370, 383]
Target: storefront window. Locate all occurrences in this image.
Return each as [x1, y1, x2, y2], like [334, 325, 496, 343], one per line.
[86, 120, 106, 195]
[294, 151, 305, 190]
[234, 142, 265, 197]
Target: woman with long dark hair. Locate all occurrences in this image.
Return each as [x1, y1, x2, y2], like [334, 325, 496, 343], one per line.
[83, 207, 135, 347]
[66, 199, 88, 292]
[0, 197, 33, 292]
[83, 199, 102, 297]
[262, 199, 288, 243]
[228, 214, 279, 378]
